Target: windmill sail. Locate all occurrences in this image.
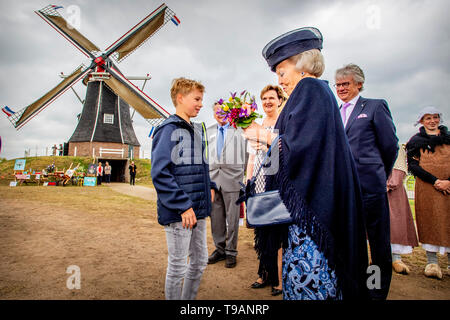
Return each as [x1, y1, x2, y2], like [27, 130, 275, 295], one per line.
[36, 5, 100, 58]
[105, 3, 178, 62]
[14, 65, 91, 129]
[105, 66, 170, 120]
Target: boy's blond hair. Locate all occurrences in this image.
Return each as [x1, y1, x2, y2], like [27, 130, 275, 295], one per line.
[170, 77, 205, 106]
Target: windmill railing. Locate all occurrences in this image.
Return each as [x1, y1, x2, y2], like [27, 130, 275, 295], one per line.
[99, 147, 125, 158]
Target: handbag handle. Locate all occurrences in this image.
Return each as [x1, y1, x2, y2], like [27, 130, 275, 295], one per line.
[252, 135, 279, 179]
[236, 135, 279, 205]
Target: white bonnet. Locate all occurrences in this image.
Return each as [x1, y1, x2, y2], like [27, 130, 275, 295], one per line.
[415, 106, 443, 126]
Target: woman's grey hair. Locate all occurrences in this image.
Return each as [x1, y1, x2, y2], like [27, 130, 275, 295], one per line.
[288, 49, 325, 78]
[335, 63, 365, 91]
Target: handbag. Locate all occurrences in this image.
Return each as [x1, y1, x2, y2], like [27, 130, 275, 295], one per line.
[237, 136, 293, 228]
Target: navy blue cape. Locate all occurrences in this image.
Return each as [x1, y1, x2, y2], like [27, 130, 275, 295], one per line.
[267, 77, 369, 299]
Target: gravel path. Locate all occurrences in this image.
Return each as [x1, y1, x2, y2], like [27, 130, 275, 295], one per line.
[106, 182, 157, 201]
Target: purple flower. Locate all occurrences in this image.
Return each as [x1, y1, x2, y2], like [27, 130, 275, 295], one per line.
[240, 90, 246, 96]
[230, 92, 237, 99]
[239, 108, 249, 117]
[251, 101, 258, 110]
[217, 98, 224, 105]
[216, 109, 226, 118]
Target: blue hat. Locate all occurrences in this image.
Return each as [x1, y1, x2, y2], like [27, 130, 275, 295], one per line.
[262, 27, 323, 72]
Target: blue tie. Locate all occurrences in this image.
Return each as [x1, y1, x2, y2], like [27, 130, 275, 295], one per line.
[217, 126, 225, 158]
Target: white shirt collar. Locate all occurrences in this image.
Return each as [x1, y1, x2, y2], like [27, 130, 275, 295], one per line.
[342, 94, 360, 107]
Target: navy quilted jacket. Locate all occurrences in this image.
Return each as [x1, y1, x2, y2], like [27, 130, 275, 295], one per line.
[151, 115, 217, 226]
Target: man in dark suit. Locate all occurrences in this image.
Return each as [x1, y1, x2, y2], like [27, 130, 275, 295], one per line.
[335, 64, 399, 300]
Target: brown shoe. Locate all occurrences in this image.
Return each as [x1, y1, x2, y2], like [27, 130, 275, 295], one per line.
[424, 263, 443, 279]
[392, 260, 410, 275]
[225, 255, 236, 268]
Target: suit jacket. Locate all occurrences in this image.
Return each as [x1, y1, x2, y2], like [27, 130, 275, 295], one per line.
[207, 123, 248, 192]
[343, 96, 399, 193]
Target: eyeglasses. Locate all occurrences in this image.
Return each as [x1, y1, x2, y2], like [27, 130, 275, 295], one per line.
[334, 82, 350, 89]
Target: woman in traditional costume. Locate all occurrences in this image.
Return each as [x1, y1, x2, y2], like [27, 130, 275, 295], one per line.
[387, 144, 419, 274]
[244, 27, 369, 300]
[406, 107, 450, 279]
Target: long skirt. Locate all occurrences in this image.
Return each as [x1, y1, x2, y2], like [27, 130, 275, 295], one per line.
[254, 224, 287, 287]
[387, 169, 418, 252]
[282, 224, 341, 300]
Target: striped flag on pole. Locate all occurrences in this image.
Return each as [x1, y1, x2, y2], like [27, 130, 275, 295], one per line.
[171, 15, 181, 26]
[2, 106, 15, 117]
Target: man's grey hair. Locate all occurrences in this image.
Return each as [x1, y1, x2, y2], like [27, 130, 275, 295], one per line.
[335, 63, 365, 91]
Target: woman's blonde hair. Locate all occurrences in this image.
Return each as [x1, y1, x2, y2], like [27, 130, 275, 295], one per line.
[289, 49, 325, 77]
[260, 84, 285, 102]
[170, 77, 205, 106]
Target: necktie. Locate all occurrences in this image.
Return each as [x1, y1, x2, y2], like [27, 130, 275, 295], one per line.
[217, 126, 225, 158]
[340, 102, 352, 125]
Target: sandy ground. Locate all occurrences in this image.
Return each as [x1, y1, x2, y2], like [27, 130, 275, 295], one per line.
[0, 184, 449, 300]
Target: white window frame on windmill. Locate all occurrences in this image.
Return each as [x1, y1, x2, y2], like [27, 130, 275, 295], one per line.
[103, 113, 114, 124]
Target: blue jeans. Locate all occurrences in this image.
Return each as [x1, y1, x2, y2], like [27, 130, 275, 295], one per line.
[164, 219, 208, 300]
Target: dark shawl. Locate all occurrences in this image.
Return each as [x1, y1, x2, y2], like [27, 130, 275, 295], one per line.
[266, 77, 369, 299]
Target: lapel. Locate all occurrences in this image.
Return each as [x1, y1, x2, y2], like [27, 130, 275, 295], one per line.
[345, 96, 366, 133]
[223, 126, 235, 152]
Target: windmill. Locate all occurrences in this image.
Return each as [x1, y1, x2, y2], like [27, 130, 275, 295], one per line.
[3, 3, 180, 170]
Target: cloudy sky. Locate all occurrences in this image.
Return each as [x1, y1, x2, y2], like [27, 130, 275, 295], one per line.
[0, 0, 449, 160]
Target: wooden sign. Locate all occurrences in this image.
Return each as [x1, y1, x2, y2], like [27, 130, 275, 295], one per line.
[87, 164, 97, 176]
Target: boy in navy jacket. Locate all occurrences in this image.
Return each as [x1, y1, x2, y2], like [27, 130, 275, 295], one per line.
[151, 77, 216, 300]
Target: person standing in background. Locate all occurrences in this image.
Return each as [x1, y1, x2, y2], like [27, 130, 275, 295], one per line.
[104, 161, 112, 184]
[406, 107, 450, 280]
[247, 84, 285, 296]
[129, 161, 137, 186]
[207, 102, 248, 268]
[97, 161, 103, 185]
[335, 63, 398, 300]
[387, 144, 419, 275]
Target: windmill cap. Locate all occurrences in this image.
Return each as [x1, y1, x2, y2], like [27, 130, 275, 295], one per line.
[262, 27, 323, 72]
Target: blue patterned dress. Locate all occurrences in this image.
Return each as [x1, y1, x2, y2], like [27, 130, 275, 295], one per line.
[283, 224, 342, 300]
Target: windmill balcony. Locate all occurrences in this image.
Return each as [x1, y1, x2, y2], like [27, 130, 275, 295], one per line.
[68, 141, 140, 160]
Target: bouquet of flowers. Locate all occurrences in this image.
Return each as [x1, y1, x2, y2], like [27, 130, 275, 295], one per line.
[46, 163, 55, 173]
[216, 91, 262, 128]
